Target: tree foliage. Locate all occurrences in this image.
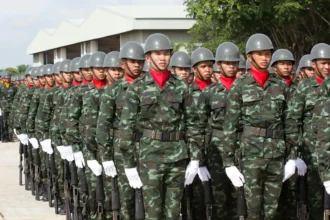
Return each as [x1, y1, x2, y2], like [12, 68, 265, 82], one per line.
[17, 64, 29, 74]
[184, 0, 330, 60]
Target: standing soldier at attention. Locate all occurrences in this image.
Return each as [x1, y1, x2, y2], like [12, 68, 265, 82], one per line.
[103, 51, 124, 87]
[118, 33, 204, 219]
[223, 34, 294, 219]
[169, 51, 192, 83]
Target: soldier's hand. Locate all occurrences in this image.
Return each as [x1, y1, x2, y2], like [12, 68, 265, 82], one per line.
[185, 160, 199, 186]
[295, 158, 307, 176]
[63, 146, 74, 162]
[40, 139, 53, 154]
[197, 166, 211, 182]
[225, 166, 245, 187]
[324, 181, 330, 195]
[29, 137, 39, 149]
[125, 167, 143, 189]
[282, 159, 296, 182]
[74, 151, 85, 168]
[87, 160, 102, 176]
[102, 161, 117, 177]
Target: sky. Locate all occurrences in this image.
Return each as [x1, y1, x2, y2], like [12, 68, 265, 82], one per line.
[0, 0, 184, 69]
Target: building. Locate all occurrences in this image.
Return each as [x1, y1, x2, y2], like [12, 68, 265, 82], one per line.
[26, 5, 195, 66]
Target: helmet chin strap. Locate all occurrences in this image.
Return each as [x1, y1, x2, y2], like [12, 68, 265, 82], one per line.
[219, 62, 236, 78]
[124, 60, 139, 78]
[315, 61, 324, 79]
[250, 54, 264, 71]
[150, 55, 163, 72]
[195, 65, 207, 81]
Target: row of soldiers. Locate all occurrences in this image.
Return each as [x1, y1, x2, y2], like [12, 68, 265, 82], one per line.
[6, 32, 330, 220]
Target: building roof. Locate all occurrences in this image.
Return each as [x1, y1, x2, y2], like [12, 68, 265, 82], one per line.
[26, 5, 195, 55]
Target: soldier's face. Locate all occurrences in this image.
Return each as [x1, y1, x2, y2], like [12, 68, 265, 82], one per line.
[81, 68, 93, 81]
[3, 78, 9, 83]
[38, 76, 46, 86]
[33, 79, 40, 86]
[45, 75, 55, 87]
[26, 75, 33, 85]
[193, 61, 213, 81]
[73, 72, 83, 82]
[146, 50, 171, 72]
[172, 67, 191, 81]
[61, 72, 73, 83]
[236, 69, 246, 78]
[248, 50, 272, 70]
[108, 67, 124, 82]
[187, 72, 194, 84]
[301, 67, 314, 78]
[54, 74, 63, 84]
[121, 59, 143, 78]
[274, 61, 293, 78]
[218, 61, 238, 78]
[312, 59, 330, 78]
[92, 67, 106, 81]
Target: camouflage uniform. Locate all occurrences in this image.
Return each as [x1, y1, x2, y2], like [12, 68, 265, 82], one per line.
[10, 83, 26, 132]
[119, 73, 203, 219]
[285, 75, 324, 219]
[1, 83, 17, 139]
[223, 73, 291, 219]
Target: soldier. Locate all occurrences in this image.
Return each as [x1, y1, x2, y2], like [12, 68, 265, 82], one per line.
[104, 51, 124, 86]
[170, 51, 192, 83]
[71, 57, 83, 87]
[297, 54, 314, 81]
[1, 71, 17, 142]
[96, 42, 144, 219]
[223, 34, 295, 219]
[286, 43, 330, 219]
[118, 33, 204, 219]
[236, 55, 246, 78]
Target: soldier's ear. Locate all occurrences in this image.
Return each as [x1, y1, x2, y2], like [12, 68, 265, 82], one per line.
[246, 54, 252, 62]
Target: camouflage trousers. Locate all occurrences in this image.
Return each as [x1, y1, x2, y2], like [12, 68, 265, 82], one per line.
[54, 146, 65, 200]
[242, 157, 283, 220]
[33, 148, 47, 186]
[139, 159, 186, 220]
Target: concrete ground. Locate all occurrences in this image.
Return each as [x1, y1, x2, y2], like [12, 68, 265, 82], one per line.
[0, 141, 65, 220]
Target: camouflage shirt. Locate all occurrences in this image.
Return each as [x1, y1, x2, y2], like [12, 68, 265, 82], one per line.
[1, 84, 17, 113]
[118, 73, 203, 168]
[18, 87, 37, 134]
[26, 87, 42, 137]
[10, 84, 26, 130]
[223, 72, 290, 167]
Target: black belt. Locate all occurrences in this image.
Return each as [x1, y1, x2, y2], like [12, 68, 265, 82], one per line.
[111, 129, 142, 142]
[142, 129, 185, 141]
[243, 125, 284, 139]
[212, 129, 224, 138]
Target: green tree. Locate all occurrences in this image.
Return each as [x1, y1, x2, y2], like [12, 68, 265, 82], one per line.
[5, 67, 19, 75]
[17, 64, 29, 74]
[184, 0, 330, 60]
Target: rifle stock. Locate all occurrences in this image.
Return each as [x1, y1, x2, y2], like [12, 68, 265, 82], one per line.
[236, 150, 247, 220]
[202, 181, 213, 220]
[80, 168, 89, 219]
[23, 144, 29, 190]
[19, 142, 23, 185]
[96, 175, 105, 220]
[135, 188, 145, 220]
[296, 175, 309, 220]
[111, 176, 120, 220]
[185, 185, 193, 220]
[71, 162, 79, 220]
[35, 149, 41, 201]
[64, 160, 72, 220]
[28, 144, 35, 196]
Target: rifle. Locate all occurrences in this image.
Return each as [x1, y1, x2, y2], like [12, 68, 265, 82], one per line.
[23, 144, 30, 190]
[96, 175, 105, 220]
[28, 143, 35, 196]
[236, 150, 247, 220]
[50, 153, 59, 214]
[296, 175, 309, 220]
[35, 148, 41, 201]
[64, 160, 72, 220]
[80, 168, 89, 220]
[202, 181, 213, 220]
[185, 185, 193, 220]
[135, 188, 145, 220]
[19, 142, 23, 186]
[71, 162, 80, 220]
[45, 154, 53, 207]
[324, 188, 330, 220]
[111, 176, 120, 220]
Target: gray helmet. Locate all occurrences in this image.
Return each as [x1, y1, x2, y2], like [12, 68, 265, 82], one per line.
[191, 48, 215, 67]
[215, 42, 241, 62]
[239, 55, 246, 69]
[2, 71, 11, 79]
[79, 54, 92, 69]
[119, 42, 145, 60]
[268, 66, 275, 74]
[59, 59, 71, 73]
[170, 51, 191, 68]
[44, 64, 54, 76]
[70, 57, 81, 72]
[270, 49, 295, 67]
[104, 51, 121, 68]
[246, 59, 251, 70]
[52, 62, 61, 74]
[299, 54, 313, 69]
[37, 65, 45, 77]
[311, 43, 330, 61]
[144, 33, 173, 54]
[31, 67, 39, 79]
[213, 63, 220, 72]
[25, 66, 33, 76]
[89, 52, 106, 68]
[246, 33, 274, 54]
[143, 61, 150, 72]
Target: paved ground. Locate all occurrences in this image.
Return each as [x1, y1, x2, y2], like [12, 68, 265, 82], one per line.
[0, 141, 65, 220]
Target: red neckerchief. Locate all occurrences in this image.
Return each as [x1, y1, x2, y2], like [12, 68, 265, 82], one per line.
[28, 85, 33, 89]
[150, 69, 170, 89]
[46, 85, 52, 90]
[250, 68, 269, 87]
[219, 75, 236, 91]
[125, 74, 135, 84]
[39, 85, 44, 89]
[283, 77, 292, 87]
[316, 75, 324, 85]
[195, 78, 212, 90]
[62, 84, 68, 89]
[83, 80, 90, 85]
[73, 81, 82, 87]
[93, 78, 107, 89]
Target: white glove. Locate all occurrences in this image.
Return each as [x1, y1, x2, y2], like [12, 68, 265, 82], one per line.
[40, 139, 53, 154]
[324, 181, 330, 195]
[225, 166, 245, 187]
[74, 151, 85, 168]
[125, 167, 143, 189]
[184, 160, 199, 185]
[197, 166, 211, 182]
[63, 146, 74, 162]
[102, 161, 117, 177]
[0, 108, 2, 116]
[283, 159, 296, 182]
[87, 160, 102, 176]
[296, 158, 307, 176]
[29, 138, 39, 149]
[56, 146, 66, 159]
[17, 133, 29, 145]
